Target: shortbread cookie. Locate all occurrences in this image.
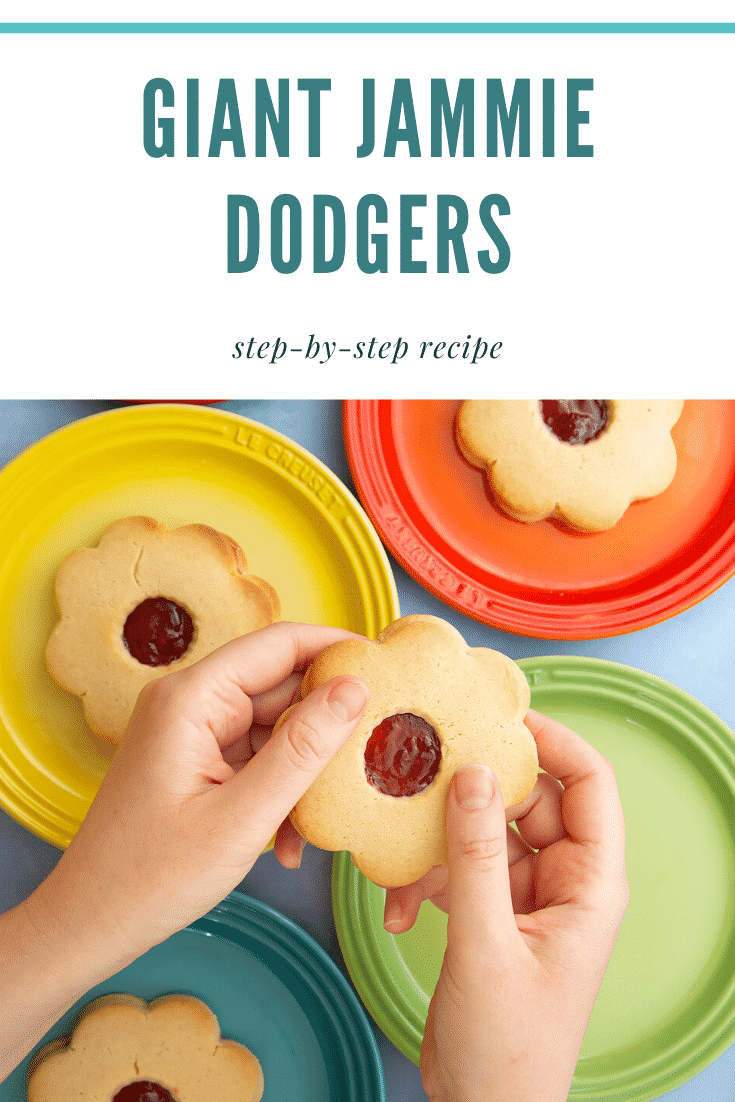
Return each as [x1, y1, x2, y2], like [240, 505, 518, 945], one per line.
[456, 399, 684, 532]
[46, 517, 280, 743]
[27, 993, 263, 1102]
[287, 615, 538, 887]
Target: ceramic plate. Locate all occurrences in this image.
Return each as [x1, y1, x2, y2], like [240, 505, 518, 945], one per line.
[344, 399, 735, 639]
[333, 656, 735, 1099]
[0, 404, 399, 848]
[5, 891, 385, 1102]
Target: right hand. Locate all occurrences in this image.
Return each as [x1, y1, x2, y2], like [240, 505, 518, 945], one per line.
[404, 711, 629, 1102]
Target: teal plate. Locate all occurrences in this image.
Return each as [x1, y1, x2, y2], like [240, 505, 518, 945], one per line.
[333, 656, 735, 1101]
[3, 891, 385, 1102]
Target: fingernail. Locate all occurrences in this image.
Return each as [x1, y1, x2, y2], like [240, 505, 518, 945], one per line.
[453, 764, 494, 810]
[384, 899, 404, 932]
[327, 678, 368, 722]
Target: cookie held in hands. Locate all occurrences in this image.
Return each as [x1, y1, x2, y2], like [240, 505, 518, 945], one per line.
[45, 516, 280, 744]
[27, 994, 263, 1102]
[456, 399, 685, 532]
[288, 615, 538, 887]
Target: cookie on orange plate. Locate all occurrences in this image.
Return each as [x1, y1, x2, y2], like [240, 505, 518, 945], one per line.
[46, 517, 280, 744]
[456, 399, 684, 532]
[287, 614, 538, 887]
[27, 993, 263, 1102]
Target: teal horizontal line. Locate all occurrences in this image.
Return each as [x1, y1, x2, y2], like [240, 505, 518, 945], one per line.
[0, 22, 734, 33]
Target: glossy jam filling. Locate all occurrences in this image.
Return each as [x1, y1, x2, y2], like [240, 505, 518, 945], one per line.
[364, 713, 441, 797]
[113, 1083, 175, 1102]
[123, 597, 194, 667]
[540, 400, 610, 444]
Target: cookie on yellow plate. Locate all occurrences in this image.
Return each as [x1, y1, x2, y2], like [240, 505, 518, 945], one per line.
[46, 516, 280, 744]
[287, 614, 538, 887]
[456, 399, 684, 532]
[27, 993, 263, 1102]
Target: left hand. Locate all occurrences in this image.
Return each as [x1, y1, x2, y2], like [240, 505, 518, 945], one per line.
[32, 622, 369, 963]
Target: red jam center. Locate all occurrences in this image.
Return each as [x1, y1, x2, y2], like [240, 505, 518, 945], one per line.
[540, 400, 610, 444]
[364, 713, 441, 797]
[123, 597, 194, 667]
[113, 1083, 175, 1102]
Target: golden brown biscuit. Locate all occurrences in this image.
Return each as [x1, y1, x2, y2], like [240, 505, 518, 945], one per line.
[456, 399, 684, 532]
[27, 993, 263, 1102]
[46, 517, 280, 743]
[288, 614, 537, 887]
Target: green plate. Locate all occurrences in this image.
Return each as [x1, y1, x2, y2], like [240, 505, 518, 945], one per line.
[332, 656, 735, 1100]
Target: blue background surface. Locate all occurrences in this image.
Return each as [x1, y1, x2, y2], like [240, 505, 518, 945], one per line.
[1, 399, 734, 1102]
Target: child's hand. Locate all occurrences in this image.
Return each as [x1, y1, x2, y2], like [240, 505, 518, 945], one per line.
[33, 622, 369, 962]
[390, 710, 629, 1102]
[2, 622, 369, 1080]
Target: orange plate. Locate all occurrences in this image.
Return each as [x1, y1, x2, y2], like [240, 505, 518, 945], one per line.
[344, 400, 735, 639]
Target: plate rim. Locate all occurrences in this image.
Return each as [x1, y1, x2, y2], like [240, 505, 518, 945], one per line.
[343, 399, 735, 640]
[332, 654, 735, 1101]
[0, 403, 400, 849]
[195, 889, 387, 1102]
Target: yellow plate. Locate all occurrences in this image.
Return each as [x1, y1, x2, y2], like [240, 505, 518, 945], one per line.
[0, 405, 399, 850]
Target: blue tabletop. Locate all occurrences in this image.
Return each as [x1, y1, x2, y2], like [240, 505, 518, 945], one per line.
[1, 399, 734, 1102]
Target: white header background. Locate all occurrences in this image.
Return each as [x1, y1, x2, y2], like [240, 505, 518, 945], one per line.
[5, 3, 735, 22]
[1, 29, 733, 395]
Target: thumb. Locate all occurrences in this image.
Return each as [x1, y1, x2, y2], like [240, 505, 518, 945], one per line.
[446, 764, 520, 970]
[221, 676, 369, 856]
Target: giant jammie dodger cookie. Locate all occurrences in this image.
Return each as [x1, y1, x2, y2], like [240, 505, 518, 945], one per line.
[288, 615, 538, 887]
[45, 517, 280, 744]
[27, 993, 264, 1102]
[456, 399, 684, 532]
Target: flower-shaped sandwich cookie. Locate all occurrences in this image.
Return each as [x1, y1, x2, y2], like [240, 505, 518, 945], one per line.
[27, 993, 264, 1102]
[46, 516, 280, 743]
[456, 399, 685, 532]
[289, 615, 538, 887]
